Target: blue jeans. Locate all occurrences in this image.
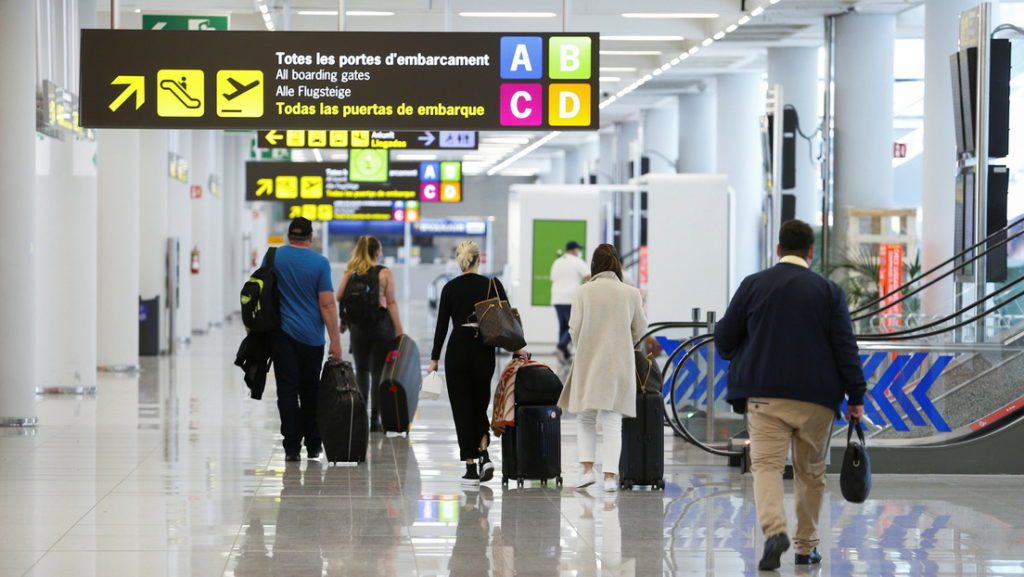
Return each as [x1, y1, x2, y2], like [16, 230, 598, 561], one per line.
[555, 304, 572, 355]
[273, 334, 324, 455]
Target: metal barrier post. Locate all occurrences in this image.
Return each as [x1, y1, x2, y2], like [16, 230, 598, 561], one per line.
[706, 311, 717, 445]
[692, 307, 702, 339]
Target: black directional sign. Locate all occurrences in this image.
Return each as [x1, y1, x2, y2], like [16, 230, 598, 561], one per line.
[256, 129, 478, 150]
[80, 30, 599, 130]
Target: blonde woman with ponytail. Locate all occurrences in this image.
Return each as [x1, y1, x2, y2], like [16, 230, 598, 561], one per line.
[336, 236, 404, 432]
[431, 240, 522, 485]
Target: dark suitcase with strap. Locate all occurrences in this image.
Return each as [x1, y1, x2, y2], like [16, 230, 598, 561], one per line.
[501, 405, 563, 488]
[618, 391, 666, 490]
[378, 335, 422, 435]
[316, 360, 369, 464]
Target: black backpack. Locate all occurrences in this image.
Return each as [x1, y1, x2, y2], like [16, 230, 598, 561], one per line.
[240, 248, 280, 333]
[340, 266, 386, 328]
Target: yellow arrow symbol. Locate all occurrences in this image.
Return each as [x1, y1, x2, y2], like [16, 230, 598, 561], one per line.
[255, 178, 273, 197]
[108, 75, 146, 112]
[265, 130, 283, 146]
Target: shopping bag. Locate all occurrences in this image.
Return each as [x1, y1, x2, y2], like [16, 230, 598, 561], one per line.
[421, 370, 444, 400]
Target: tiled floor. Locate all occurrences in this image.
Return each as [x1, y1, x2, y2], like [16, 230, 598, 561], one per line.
[2, 321, 1023, 576]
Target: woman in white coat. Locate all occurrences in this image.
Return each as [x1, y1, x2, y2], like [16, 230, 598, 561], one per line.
[558, 244, 648, 492]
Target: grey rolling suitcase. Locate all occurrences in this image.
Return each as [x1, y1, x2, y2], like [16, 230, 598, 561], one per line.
[378, 335, 422, 434]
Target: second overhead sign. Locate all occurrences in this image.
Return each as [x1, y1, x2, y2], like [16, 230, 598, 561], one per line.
[257, 129, 478, 150]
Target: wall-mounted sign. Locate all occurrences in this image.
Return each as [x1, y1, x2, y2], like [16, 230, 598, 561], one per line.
[142, 14, 230, 31]
[168, 153, 189, 182]
[80, 30, 599, 130]
[257, 129, 477, 150]
[190, 184, 203, 199]
[327, 219, 488, 237]
[246, 161, 462, 204]
[37, 80, 95, 141]
[208, 175, 222, 198]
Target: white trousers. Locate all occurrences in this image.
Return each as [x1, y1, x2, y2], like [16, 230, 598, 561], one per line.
[576, 410, 623, 473]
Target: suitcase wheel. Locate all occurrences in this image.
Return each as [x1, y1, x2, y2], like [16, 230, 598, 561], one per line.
[541, 479, 548, 487]
[517, 477, 524, 489]
[656, 479, 666, 491]
[620, 479, 635, 491]
[556, 477, 563, 488]
[502, 477, 509, 488]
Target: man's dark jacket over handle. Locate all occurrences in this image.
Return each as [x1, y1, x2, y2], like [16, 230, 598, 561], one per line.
[714, 261, 867, 413]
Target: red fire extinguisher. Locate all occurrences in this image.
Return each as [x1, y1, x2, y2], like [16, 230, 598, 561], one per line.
[191, 247, 200, 275]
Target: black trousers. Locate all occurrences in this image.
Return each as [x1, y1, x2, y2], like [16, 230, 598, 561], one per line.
[273, 334, 324, 455]
[445, 338, 496, 461]
[350, 327, 390, 425]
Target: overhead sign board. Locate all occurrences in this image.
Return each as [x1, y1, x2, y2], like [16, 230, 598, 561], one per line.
[257, 129, 478, 150]
[80, 30, 599, 130]
[142, 14, 230, 31]
[246, 161, 462, 203]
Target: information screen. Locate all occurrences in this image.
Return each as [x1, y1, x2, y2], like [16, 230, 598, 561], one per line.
[81, 30, 599, 130]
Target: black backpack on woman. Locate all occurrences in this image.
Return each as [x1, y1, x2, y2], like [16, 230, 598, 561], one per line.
[340, 265, 393, 339]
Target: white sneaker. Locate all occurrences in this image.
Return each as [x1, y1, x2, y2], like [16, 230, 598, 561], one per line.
[603, 478, 619, 492]
[575, 471, 597, 489]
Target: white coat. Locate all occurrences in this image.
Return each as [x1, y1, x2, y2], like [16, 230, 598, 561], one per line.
[558, 271, 648, 417]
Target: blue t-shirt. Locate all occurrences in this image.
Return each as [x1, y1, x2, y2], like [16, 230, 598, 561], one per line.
[269, 245, 333, 346]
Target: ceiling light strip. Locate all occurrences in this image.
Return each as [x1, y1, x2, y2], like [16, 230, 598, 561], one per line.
[486, 132, 562, 176]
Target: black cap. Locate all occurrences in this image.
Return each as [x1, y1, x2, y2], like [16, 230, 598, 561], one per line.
[565, 241, 582, 251]
[289, 217, 313, 239]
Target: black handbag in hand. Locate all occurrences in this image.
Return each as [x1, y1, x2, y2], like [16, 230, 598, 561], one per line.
[840, 419, 872, 503]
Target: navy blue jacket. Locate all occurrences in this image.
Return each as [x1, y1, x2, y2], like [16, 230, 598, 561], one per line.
[714, 262, 866, 413]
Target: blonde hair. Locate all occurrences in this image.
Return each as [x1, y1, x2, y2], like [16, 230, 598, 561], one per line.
[455, 240, 480, 272]
[346, 236, 381, 276]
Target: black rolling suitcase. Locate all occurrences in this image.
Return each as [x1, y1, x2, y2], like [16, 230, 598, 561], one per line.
[501, 405, 563, 488]
[316, 360, 369, 464]
[619, 391, 665, 490]
[378, 335, 422, 435]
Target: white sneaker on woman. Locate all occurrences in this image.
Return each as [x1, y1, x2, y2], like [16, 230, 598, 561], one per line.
[575, 470, 597, 489]
[603, 478, 619, 492]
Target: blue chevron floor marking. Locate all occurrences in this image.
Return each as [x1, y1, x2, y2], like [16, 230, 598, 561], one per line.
[913, 354, 954, 433]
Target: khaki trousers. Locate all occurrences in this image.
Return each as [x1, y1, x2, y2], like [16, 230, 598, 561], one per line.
[747, 397, 835, 554]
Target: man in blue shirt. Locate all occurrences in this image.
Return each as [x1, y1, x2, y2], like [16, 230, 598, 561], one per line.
[271, 217, 342, 462]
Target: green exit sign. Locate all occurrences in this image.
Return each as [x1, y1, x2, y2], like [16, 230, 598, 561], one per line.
[142, 14, 230, 31]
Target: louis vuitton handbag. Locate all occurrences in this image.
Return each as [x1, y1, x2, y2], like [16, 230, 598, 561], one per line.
[472, 278, 526, 352]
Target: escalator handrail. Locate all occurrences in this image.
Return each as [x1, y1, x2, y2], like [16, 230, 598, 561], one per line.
[859, 285, 1024, 341]
[665, 335, 744, 458]
[851, 224, 1024, 321]
[635, 322, 707, 346]
[856, 272, 1024, 340]
[850, 214, 1024, 317]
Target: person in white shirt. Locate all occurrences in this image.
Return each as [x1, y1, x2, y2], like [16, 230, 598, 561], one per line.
[549, 241, 591, 362]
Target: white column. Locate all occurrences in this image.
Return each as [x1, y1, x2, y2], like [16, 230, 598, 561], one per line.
[833, 14, 896, 257]
[36, 134, 99, 394]
[223, 135, 246, 319]
[190, 131, 211, 334]
[564, 146, 582, 184]
[922, 0, 977, 316]
[643, 98, 680, 174]
[717, 73, 764, 291]
[768, 47, 820, 225]
[169, 131, 193, 341]
[139, 131, 170, 352]
[97, 130, 141, 370]
[678, 78, 717, 173]
[207, 132, 225, 326]
[0, 0, 38, 424]
[597, 129, 617, 183]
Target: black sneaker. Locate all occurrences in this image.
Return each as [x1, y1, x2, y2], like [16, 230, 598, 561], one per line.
[478, 450, 495, 483]
[307, 448, 322, 461]
[758, 533, 791, 571]
[284, 454, 301, 462]
[461, 463, 480, 486]
[795, 549, 822, 565]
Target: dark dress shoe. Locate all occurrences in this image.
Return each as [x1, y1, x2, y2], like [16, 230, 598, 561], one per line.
[758, 533, 791, 571]
[795, 549, 822, 565]
[285, 454, 301, 462]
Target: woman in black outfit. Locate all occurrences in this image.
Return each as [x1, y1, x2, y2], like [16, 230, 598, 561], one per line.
[430, 240, 517, 485]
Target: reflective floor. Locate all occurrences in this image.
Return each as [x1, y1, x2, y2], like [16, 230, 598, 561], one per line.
[2, 322, 1024, 576]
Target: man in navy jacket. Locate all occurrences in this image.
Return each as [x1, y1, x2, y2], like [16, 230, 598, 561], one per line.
[714, 219, 866, 571]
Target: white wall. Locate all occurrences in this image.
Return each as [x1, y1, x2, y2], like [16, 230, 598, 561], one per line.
[507, 185, 602, 347]
[640, 174, 731, 324]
